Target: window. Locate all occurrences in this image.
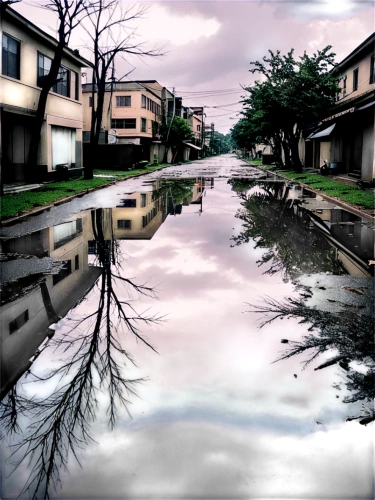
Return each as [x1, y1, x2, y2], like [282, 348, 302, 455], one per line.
[37, 53, 51, 87]
[72, 70, 79, 100]
[197, 125, 201, 132]
[54, 65, 70, 97]
[353, 68, 359, 91]
[2, 34, 20, 80]
[120, 199, 136, 207]
[75, 254, 79, 270]
[141, 118, 147, 132]
[118, 220, 131, 229]
[140, 193, 147, 208]
[53, 260, 72, 285]
[141, 94, 147, 108]
[370, 55, 375, 84]
[89, 96, 93, 107]
[38, 53, 70, 97]
[116, 95, 131, 107]
[111, 118, 136, 129]
[9, 310, 29, 334]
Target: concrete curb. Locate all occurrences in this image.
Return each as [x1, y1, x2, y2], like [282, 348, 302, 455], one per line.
[0, 164, 170, 227]
[245, 161, 375, 223]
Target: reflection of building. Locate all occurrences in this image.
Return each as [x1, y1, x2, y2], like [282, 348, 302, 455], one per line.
[0, 212, 101, 398]
[270, 182, 374, 277]
[306, 33, 375, 182]
[0, 5, 90, 186]
[113, 191, 165, 240]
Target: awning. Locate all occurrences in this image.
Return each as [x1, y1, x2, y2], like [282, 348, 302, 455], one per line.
[184, 142, 202, 150]
[307, 123, 336, 140]
[356, 101, 375, 111]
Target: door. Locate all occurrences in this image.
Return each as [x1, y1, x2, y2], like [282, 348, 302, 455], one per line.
[51, 126, 76, 169]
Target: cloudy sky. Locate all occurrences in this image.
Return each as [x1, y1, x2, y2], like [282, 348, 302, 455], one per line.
[14, 0, 374, 133]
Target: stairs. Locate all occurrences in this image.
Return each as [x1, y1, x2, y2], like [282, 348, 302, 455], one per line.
[347, 170, 361, 179]
[4, 183, 42, 194]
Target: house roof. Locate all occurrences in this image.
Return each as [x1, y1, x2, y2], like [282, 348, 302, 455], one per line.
[334, 32, 375, 72]
[3, 5, 92, 68]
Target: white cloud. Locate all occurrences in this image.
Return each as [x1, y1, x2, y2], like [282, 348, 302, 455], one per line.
[138, 6, 221, 46]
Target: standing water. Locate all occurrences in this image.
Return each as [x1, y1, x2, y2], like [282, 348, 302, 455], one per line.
[1, 156, 374, 499]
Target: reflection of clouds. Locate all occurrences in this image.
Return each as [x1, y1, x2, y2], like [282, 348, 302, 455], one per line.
[15, 181, 364, 442]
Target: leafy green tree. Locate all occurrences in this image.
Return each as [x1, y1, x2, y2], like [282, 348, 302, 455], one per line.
[242, 47, 339, 172]
[161, 116, 194, 162]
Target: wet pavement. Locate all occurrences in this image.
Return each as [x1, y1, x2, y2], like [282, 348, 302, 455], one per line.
[0, 155, 374, 499]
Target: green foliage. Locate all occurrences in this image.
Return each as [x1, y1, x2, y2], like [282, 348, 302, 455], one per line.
[240, 47, 339, 170]
[161, 116, 194, 147]
[230, 119, 256, 150]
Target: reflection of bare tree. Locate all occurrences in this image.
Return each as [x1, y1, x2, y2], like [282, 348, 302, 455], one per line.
[228, 179, 342, 280]
[1, 208, 162, 499]
[248, 294, 374, 425]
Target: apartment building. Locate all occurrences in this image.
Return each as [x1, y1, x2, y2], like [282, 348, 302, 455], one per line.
[82, 80, 165, 163]
[306, 33, 375, 182]
[0, 5, 90, 186]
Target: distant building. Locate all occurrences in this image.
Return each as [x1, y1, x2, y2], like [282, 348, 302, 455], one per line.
[0, 5, 90, 185]
[306, 33, 375, 182]
[82, 80, 168, 163]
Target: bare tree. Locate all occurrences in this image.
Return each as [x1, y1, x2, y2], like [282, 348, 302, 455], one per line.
[1, 209, 163, 499]
[26, 0, 96, 172]
[82, 0, 163, 179]
[247, 293, 374, 425]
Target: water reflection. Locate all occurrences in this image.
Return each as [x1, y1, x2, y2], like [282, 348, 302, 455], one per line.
[247, 288, 374, 425]
[0, 175, 373, 499]
[229, 178, 374, 278]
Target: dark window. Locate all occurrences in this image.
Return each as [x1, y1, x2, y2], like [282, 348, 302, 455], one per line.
[140, 193, 147, 208]
[121, 199, 137, 207]
[197, 125, 201, 131]
[2, 34, 20, 80]
[111, 118, 136, 129]
[370, 55, 375, 84]
[118, 219, 131, 229]
[38, 53, 70, 97]
[73, 70, 79, 100]
[353, 68, 359, 91]
[141, 118, 147, 132]
[116, 95, 131, 106]
[9, 310, 29, 334]
[75, 254, 79, 270]
[53, 65, 70, 97]
[53, 260, 72, 286]
[37, 53, 51, 87]
[89, 96, 93, 107]
[141, 94, 147, 108]
[167, 100, 174, 117]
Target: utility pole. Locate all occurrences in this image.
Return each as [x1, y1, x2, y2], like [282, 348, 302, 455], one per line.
[210, 123, 214, 155]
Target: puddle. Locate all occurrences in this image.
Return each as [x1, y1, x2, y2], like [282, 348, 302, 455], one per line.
[0, 172, 374, 500]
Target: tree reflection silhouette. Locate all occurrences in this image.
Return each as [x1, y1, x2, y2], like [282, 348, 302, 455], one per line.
[228, 179, 342, 280]
[230, 179, 374, 426]
[1, 208, 163, 499]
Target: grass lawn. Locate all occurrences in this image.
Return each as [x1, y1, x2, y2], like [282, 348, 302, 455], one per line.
[0, 164, 168, 220]
[246, 160, 374, 211]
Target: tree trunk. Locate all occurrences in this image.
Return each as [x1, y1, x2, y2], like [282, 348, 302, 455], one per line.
[290, 133, 303, 173]
[27, 44, 64, 171]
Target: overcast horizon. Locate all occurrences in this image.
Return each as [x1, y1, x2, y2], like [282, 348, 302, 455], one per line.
[13, 0, 375, 133]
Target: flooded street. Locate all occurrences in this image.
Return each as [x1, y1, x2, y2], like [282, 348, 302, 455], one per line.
[1, 155, 374, 499]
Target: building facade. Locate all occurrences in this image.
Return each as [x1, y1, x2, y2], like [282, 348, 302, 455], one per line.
[306, 33, 375, 183]
[82, 80, 165, 163]
[0, 6, 90, 185]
